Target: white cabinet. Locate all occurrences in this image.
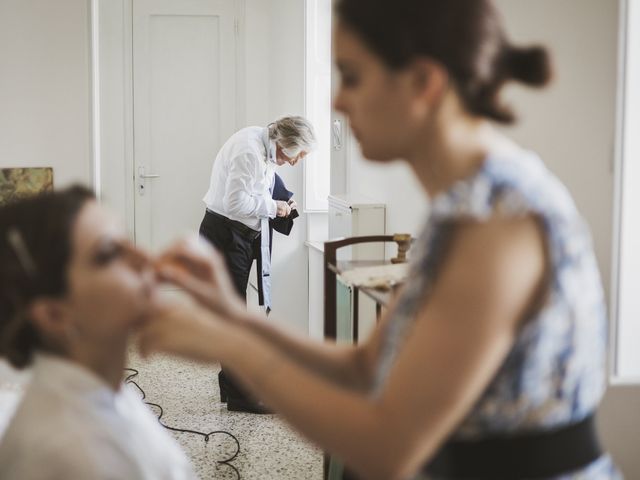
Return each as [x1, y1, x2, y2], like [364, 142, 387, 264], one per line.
[328, 193, 386, 261]
[307, 242, 325, 340]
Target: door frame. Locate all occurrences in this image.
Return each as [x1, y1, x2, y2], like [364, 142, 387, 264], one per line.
[90, 0, 246, 240]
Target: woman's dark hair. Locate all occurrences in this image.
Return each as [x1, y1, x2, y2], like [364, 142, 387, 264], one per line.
[336, 0, 552, 123]
[0, 185, 95, 368]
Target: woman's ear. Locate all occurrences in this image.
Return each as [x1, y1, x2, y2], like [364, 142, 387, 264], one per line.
[28, 299, 72, 343]
[410, 58, 449, 116]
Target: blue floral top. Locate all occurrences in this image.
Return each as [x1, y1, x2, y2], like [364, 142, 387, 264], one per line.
[373, 151, 621, 479]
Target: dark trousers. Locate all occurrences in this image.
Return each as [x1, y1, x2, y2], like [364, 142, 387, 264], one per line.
[199, 209, 260, 297]
[199, 210, 261, 406]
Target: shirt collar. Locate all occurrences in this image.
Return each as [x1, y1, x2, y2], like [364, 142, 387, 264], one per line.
[32, 353, 119, 404]
[262, 127, 277, 165]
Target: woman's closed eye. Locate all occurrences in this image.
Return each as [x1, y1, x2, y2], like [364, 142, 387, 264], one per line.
[93, 242, 125, 266]
[337, 62, 360, 89]
[341, 72, 360, 88]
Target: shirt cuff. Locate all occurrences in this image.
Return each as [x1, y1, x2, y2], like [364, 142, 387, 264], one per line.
[266, 197, 278, 219]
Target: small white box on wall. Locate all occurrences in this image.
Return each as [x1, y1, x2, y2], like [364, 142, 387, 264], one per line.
[328, 193, 386, 261]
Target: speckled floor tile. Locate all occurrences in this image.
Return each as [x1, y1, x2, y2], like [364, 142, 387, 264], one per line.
[127, 349, 323, 480]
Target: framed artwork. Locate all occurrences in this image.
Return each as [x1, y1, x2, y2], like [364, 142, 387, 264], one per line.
[0, 168, 54, 206]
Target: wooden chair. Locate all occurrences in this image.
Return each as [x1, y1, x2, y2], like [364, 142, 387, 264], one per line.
[323, 234, 411, 341]
[322, 235, 411, 480]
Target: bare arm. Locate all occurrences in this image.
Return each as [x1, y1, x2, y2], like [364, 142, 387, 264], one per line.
[152, 235, 393, 390]
[142, 216, 546, 479]
[234, 277, 409, 391]
[234, 314, 374, 390]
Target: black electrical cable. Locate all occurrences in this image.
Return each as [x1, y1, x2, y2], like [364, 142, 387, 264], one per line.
[124, 368, 241, 479]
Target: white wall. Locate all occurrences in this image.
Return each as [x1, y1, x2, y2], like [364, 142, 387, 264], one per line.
[243, 0, 270, 126]
[614, 0, 640, 380]
[262, 0, 309, 334]
[0, 0, 92, 187]
[0, 0, 92, 422]
[345, 0, 639, 476]
[347, 141, 428, 241]
[244, 0, 311, 333]
[97, 0, 133, 233]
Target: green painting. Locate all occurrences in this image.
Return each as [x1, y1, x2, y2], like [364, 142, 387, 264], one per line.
[0, 168, 54, 206]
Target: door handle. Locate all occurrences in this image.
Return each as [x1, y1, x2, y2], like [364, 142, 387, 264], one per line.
[138, 166, 160, 196]
[332, 119, 343, 151]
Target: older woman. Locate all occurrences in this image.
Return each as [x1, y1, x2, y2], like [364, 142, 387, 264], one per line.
[201, 115, 316, 413]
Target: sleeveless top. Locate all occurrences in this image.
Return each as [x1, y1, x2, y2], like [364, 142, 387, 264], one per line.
[373, 151, 621, 479]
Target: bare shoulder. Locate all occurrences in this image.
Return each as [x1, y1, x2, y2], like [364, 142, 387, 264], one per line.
[429, 214, 549, 330]
[450, 214, 546, 266]
[361, 214, 548, 379]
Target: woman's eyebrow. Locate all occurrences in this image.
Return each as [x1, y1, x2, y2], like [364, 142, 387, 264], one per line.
[90, 235, 116, 252]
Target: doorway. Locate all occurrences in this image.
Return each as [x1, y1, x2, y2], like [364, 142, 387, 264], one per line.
[131, 0, 239, 251]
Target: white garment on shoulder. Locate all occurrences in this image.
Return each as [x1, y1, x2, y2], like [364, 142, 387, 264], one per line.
[203, 126, 277, 231]
[0, 354, 196, 480]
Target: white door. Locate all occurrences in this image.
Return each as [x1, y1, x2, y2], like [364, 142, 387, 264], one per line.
[132, 0, 238, 252]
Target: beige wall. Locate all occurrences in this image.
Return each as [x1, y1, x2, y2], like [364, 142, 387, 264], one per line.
[496, 0, 617, 298]
[0, 0, 92, 187]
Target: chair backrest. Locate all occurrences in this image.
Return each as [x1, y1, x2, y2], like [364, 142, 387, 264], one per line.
[323, 234, 411, 339]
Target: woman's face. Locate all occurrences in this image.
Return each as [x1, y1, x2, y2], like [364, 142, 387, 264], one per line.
[333, 23, 425, 162]
[276, 145, 307, 166]
[63, 201, 156, 344]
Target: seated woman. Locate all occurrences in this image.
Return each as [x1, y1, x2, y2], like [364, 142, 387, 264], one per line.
[0, 186, 195, 479]
[137, 0, 620, 479]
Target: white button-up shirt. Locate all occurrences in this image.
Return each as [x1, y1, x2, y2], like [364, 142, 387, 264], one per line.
[0, 354, 196, 480]
[203, 126, 278, 231]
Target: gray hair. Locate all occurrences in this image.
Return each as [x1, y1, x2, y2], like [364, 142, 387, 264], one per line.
[268, 116, 316, 158]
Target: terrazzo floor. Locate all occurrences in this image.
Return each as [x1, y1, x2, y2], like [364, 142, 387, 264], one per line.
[126, 349, 323, 480]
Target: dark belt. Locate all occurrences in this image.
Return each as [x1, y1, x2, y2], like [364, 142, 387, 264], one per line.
[205, 209, 260, 241]
[424, 414, 602, 479]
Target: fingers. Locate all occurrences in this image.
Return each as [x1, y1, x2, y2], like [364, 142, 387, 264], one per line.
[119, 241, 155, 272]
[156, 264, 204, 295]
[153, 235, 244, 315]
[155, 235, 226, 282]
[157, 235, 215, 266]
[156, 265, 225, 312]
[156, 254, 213, 283]
[156, 234, 218, 265]
[276, 200, 292, 217]
[154, 262, 215, 309]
